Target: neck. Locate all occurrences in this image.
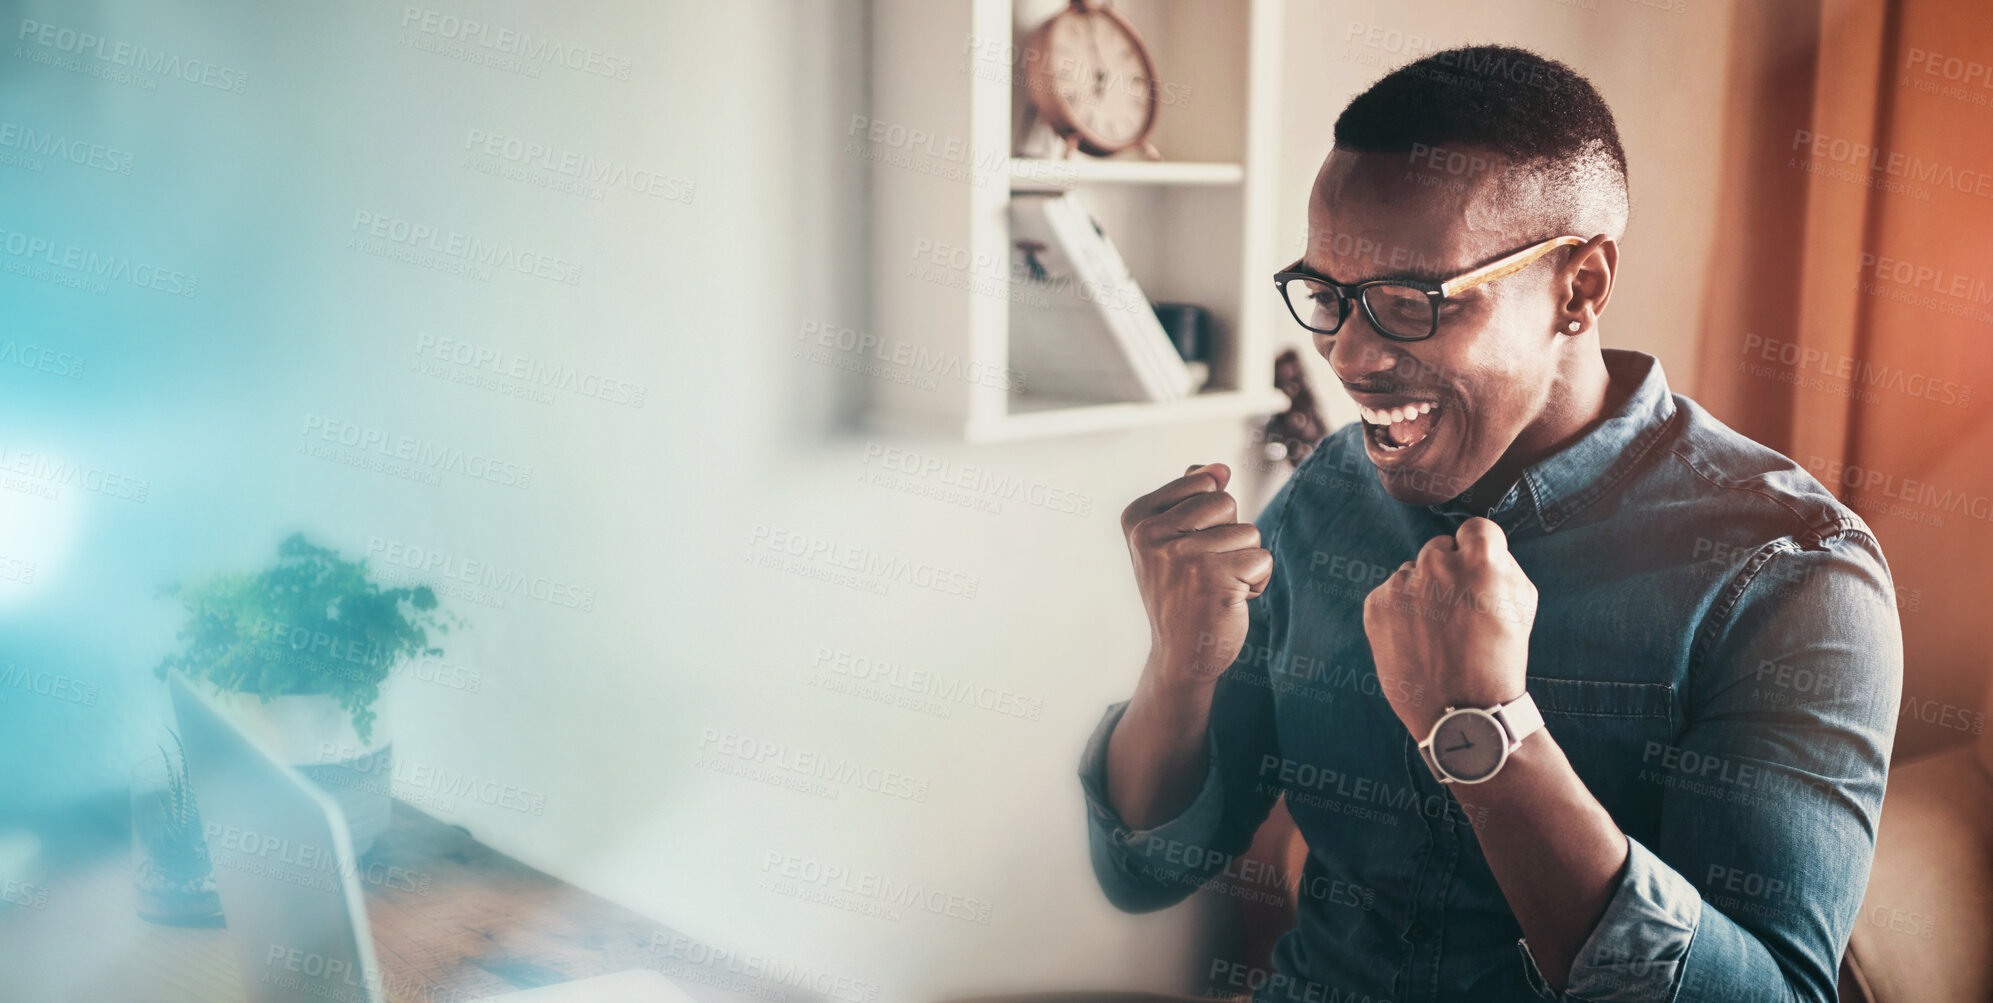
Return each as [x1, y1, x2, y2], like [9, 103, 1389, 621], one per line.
[1458, 349, 1616, 512]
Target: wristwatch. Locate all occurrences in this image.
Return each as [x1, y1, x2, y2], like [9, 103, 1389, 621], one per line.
[1418, 692, 1544, 785]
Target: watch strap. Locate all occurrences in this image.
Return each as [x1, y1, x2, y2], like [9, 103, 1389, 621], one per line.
[1418, 739, 1445, 783]
[1493, 691, 1544, 749]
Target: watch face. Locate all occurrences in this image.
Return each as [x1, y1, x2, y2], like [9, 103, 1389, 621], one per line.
[1432, 710, 1506, 783]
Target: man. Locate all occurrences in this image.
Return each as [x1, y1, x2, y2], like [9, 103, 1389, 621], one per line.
[1079, 45, 1902, 1003]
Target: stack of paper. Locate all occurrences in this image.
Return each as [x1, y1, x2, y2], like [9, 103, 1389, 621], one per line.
[1008, 191, 1197, 404]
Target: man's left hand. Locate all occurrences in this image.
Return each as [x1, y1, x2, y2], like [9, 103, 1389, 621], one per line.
[1362, 517, 1539, 737]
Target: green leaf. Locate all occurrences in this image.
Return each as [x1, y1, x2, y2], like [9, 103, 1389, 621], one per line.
[156, 534, 459, 742]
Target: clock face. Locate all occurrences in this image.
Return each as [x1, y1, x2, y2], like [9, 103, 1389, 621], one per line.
[1044, 11, 1153, 150]
[1433, 710, 1507, 783]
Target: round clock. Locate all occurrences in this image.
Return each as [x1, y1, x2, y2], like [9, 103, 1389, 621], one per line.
[1021, 0, 1163, 160]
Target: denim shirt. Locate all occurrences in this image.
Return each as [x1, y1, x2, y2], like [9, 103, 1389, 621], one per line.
[1079, 350, 1903, 1003]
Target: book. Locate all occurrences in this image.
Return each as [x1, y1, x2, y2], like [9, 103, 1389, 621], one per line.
[1007, 191, 1195, 404]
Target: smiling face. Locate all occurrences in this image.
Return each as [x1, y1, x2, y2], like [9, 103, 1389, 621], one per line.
[1304, 148, 1587, 506]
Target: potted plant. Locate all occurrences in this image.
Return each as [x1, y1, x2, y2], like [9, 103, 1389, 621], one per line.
[131, 733, 222, 926]
[156, 533, 456, 855]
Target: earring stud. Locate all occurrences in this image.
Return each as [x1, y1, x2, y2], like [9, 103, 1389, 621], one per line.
[1566, 320, 1582, 332]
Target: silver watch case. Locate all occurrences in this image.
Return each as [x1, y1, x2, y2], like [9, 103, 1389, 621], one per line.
[1417, 694, 1543, 785]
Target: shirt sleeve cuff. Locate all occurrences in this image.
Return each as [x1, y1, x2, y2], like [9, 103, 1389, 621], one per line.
[1078, 700, 1229, 863]
[1519, 833, 1701, 1002]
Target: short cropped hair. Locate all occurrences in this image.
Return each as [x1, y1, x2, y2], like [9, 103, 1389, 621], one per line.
[1332, 45, 1630, 240]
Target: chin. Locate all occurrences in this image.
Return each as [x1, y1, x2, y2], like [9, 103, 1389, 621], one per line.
[1375, 468, 1459, 506]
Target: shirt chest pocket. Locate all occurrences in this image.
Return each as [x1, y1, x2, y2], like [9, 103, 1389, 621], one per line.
[1524, 675, 1676, 833]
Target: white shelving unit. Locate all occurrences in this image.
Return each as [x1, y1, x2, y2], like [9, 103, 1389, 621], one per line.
[1007, 157, 1246, 188]
[868, 0, 1285, 442]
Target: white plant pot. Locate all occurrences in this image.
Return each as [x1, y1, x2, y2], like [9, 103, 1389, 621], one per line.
[196, 685, 394, 857]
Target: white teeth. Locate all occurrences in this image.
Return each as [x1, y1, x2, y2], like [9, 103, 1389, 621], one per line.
[1357, 402, 1439, 425]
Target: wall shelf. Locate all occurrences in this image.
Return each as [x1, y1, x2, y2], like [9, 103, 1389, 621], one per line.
[1007, 157, 1246, 189]
[982, 388, 1291, 442]
[866, 0, 1284, 442]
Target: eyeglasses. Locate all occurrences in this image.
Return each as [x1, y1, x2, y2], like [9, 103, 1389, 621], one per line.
[1273, 234, 1589, 342]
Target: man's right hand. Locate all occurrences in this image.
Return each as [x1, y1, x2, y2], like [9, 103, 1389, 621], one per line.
[1121, 463, 1275, 690]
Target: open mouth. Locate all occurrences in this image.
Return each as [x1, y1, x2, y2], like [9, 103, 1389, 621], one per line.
[1358, 400, 1442, 456]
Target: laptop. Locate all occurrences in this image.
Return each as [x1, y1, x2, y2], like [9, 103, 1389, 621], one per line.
[168, 670, 692, 1003]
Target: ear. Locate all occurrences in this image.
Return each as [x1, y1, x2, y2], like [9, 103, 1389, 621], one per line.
[1558, 236, 1617, 335]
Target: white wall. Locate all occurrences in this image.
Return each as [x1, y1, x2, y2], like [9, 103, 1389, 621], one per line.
[0, 1, 1741, 999]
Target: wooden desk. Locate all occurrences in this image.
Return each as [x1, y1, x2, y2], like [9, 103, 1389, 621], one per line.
[0, 800, 813, 1003]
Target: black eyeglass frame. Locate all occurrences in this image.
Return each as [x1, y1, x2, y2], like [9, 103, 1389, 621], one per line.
[1272, 234, 1590, 343]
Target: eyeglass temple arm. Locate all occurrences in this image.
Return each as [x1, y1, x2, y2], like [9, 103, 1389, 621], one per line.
[1439, 235, 1589, 298]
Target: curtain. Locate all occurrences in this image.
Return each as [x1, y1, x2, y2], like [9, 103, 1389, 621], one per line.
[1695, 0, 1993, 758]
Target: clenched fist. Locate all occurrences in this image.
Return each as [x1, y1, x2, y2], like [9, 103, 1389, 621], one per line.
[1121, 463, 1274, 689]
[1363, 517, 1538, 736]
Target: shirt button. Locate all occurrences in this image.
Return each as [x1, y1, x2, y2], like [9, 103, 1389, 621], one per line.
[1406, 919, 1431, 941]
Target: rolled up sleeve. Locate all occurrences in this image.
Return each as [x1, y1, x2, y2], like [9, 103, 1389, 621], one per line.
[1077, 468, 1297, 914]
[1525, 528, 1903, 1002]
[1078, 700, 1246, 912]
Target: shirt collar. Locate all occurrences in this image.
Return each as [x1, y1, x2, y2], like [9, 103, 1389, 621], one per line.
[1423, 349, 1678, 534]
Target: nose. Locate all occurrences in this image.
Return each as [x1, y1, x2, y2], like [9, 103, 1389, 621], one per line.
[1324, 309, 1410, 386]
